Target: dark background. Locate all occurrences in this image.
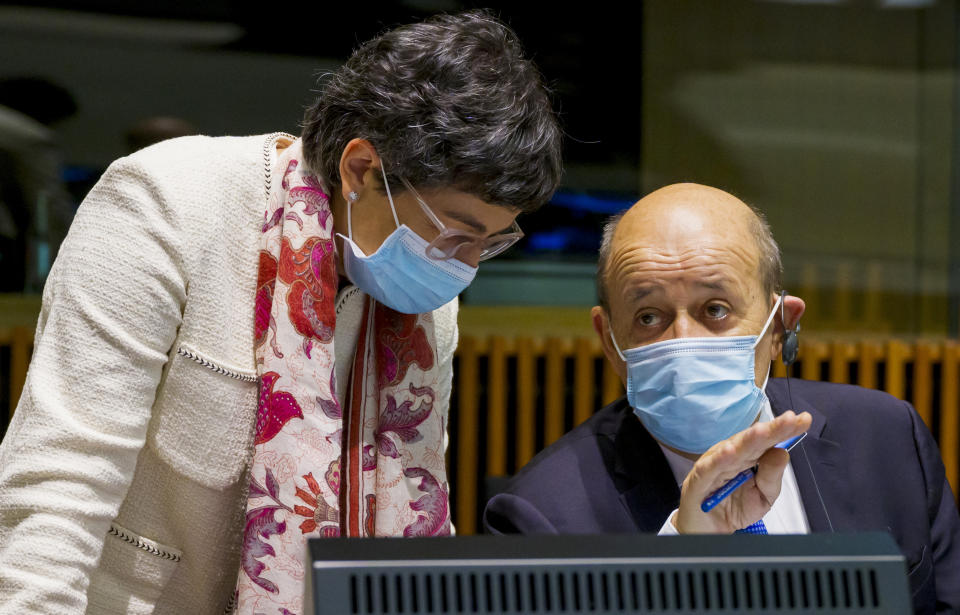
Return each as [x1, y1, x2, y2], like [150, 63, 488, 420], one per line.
[1, 0, 958, 332]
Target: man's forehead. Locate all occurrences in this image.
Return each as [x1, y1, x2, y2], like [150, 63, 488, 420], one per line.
[615, 244, 758, 293]
[606, 185, 764, 298]
[623, 273, 738, 300]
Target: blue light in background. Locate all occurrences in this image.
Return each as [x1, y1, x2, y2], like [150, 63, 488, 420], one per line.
[548, 190, 634, 215]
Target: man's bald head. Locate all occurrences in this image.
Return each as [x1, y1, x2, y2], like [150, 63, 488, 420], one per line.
[596, 183, 782, 311]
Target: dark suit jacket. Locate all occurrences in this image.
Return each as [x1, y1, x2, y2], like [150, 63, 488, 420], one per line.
[484, 378, 960, 614]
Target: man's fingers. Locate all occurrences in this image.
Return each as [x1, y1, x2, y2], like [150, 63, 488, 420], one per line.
[685, 439, 741, 498]
[733, 411, 810, 463]
[677, 411, 813, 534]
[753, 447, 790, 504]
[687, 411, 811, 499]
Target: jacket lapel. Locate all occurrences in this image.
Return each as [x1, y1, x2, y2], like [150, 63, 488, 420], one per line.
[766, 379, 847, 533]
[612, 411, 681, 533]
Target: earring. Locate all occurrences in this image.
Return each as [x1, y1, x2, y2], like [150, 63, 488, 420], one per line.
[348, 191, 359, 203]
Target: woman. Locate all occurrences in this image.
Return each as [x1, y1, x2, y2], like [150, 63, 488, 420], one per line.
[0, 10, 562, 614]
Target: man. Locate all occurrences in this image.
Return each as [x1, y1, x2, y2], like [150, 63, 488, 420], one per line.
[484, 183, 960, 613]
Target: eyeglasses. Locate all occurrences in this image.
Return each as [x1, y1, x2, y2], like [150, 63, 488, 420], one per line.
[398, 176, 524, 262]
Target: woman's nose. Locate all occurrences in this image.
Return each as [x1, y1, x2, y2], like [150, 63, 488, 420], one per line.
[455, 244, 483, 268]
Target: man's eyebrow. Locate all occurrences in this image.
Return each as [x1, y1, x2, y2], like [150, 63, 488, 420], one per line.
[695, 279, 730, 291]
[625, 286, 657, 303]
[442, 209, 487, 234]
[624, 279, 730, 303]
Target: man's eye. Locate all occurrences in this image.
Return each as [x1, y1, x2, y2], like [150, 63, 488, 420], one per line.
[638, 312, 661, 326]
[705, 304, 729, 319]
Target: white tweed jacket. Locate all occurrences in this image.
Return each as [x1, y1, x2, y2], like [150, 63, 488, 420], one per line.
[0, 134, 458, 614]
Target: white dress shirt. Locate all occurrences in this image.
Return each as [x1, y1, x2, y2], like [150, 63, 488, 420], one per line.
[657, 400, 810, 535]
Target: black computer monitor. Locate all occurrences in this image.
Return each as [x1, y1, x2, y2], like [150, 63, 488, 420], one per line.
[307, 532, 910, 614]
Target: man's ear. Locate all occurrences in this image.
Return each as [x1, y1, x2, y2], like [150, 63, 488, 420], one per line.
[770, 294, 806, 360]
[783, 295, 806, 330]
[338, 138, 380, 201]
[592, 305, 625, 382]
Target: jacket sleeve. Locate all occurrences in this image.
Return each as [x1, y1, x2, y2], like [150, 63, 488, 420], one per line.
[0, 155, 187, 613]
[908, 403, 960, 613]
[484, 492, 561, 535]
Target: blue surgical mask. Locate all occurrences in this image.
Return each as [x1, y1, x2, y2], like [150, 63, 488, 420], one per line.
[337, 166, 477, 314]
[610, 296, 782, 454]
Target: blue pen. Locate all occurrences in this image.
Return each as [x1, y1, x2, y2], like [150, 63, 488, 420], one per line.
[700, 433, 807, 513]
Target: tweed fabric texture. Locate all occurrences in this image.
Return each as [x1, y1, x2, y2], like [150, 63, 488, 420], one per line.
[0, 134, 458, 614]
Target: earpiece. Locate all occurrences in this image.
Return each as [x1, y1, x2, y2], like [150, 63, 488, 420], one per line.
[780, 289, 799, 366]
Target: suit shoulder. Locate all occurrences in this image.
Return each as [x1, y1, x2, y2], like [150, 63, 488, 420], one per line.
[792, 378, 905, 405]
[776, 378, 914, 427]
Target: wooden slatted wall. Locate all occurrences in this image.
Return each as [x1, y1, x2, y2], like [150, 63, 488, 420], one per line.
[0, 326, 32, 435]
[451, 336, 960, 534]
[0, 328, 957, 536]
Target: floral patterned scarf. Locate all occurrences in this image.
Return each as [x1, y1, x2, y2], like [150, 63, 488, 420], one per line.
[233, 135, 451, 614]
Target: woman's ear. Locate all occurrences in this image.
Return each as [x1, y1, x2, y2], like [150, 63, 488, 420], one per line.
[338, 138, 380, 200]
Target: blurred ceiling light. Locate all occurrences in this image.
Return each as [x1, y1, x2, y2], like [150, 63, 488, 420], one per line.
[759, 0, 936, 5]
[0, 7, 243, 46]
[879, 0, 936, 7]
[757, 0, 848, 5]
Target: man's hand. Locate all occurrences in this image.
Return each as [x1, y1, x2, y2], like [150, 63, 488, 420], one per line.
[673, 410, 813, 534]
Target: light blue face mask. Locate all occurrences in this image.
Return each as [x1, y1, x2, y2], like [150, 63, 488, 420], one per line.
[610, 296, 781, 455]
[337, 166, 478, 314]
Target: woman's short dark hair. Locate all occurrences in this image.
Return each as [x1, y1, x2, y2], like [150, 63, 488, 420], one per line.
[301, 10, 563, 213]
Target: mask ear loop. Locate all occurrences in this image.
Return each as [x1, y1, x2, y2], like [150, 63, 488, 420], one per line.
[750, 294, 783, 393]
[751, 293, 783, 350]
[608, 325, 627, 362]
[346, 191, 358, 240]
[780, 289, 788, 347]
[378, 164, 401, 229]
